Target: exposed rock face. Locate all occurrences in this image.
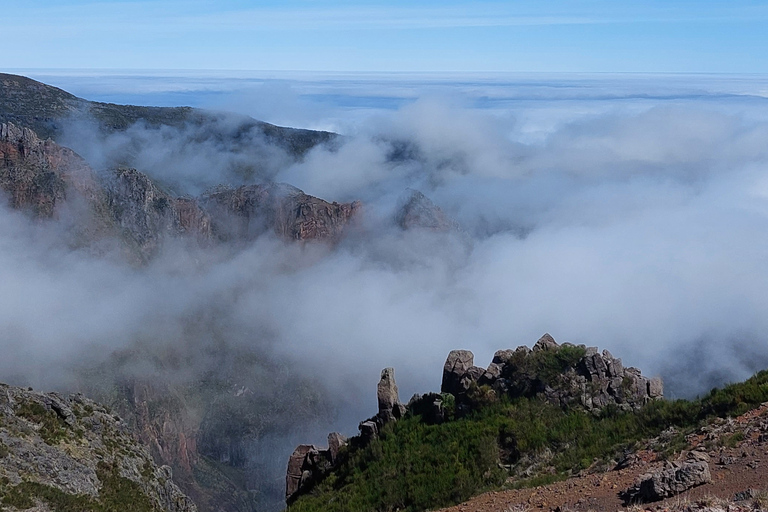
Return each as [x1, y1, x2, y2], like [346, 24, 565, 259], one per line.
[622, 456, 712, 503]
[202, 183, 360, 242]
[284, 433, 348, 505]
[105, 167, 212, 259]
[0, 122, 361, 262]
[377, 367, 406, 424]
[286, 367, 412, 504]
[0, 383, 196, 511]
[0, 121, 100, 217]
[395, 189, 459, 232]
[442, 350, 476, 396]
[441, 333, 663, 412]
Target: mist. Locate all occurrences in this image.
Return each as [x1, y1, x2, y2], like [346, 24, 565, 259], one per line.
[4, 72, 768, 508]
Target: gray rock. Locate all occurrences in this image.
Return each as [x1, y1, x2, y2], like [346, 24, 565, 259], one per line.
[441, 350, 474, 395]
[377, 367, 404, 423]
[327, 432, 348, 464]
[622, 460, 711, 503]
[285, 445, 314, 501]
[532, 333, 559, 351]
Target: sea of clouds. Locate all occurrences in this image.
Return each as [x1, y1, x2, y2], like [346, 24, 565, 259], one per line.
[3, 73, 768, 496]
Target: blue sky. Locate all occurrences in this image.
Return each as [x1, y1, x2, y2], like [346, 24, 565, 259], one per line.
[3, 1, 768, 73]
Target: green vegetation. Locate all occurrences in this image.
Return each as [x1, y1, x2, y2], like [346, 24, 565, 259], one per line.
[503, 345, 587, 395]
[290, 368, 768, 512]
[0, 463, 158, 512]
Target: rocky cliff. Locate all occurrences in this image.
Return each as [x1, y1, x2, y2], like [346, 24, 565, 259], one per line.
[0, 121, 360, 261]
[0, 382, 196, 511]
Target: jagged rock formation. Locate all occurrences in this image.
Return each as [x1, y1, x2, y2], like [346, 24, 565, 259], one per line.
[285, 433, 348, 505]
[202, 183, 360, 242]
[377, 368, 407, 424]
[284, 368, 409, 504]
[0, 121, 106, 218]
[0, 383, 196, 511]
[443, 333, 663, 412]
[105, 167, 212, 259]
[0, 121, 360, 261]
[395, 189, 460, 232]
[622, 452, 712, 503]
[286, 334, 664, 506]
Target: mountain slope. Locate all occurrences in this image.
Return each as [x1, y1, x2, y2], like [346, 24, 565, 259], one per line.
[286, 335, 768, 512]
[0, 120, 359, 261]
[0, 73, 335, 157]
[0, 382, 196, 511]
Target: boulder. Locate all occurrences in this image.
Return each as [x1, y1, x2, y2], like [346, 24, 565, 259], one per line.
[441, 350, 474, 395]
[621, 459, 711, 503]
[327, 432, 348, 464]
[532, 333, 559, 351]
[285, 445, 315, 501]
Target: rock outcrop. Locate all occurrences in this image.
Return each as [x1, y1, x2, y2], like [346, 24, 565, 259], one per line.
[442, 333, 663, 412]
[0, 122, 361, 262]
[0, 382, 197, 511]
[395, 189, 459, 232]
[202, 183, 360, 242]
[622, 453, 712, 503]
[105, 167, 212, 259]
[286, 334, 664, 506]
[285, 368, 409, 504]
[377, 367, 406, 424]
[0, 121, 102, 218]
[284, 433, 348, 505]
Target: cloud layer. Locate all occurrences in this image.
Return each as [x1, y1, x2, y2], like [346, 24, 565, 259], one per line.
[3, 75, 768, 506]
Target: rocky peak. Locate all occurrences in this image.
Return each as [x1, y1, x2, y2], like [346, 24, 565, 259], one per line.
[395, 189, 459, 232]
[285, 335, 663, 505]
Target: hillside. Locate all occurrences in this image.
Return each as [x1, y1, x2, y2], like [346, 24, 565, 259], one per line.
[286, 335, 768, 512]
[0, 382, 196, 511]
[0, 73, 335, 157]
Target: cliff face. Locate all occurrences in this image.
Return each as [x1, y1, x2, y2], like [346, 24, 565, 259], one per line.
[202, 183, 360, 242]
[0, 382, 196, 512]
[0, 121, 360, 511]
[0, 121, 360, 262]
[0, 122, 99, 217]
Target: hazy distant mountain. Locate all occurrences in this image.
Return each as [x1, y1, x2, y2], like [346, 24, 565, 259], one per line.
[0, 73, 335, 157]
